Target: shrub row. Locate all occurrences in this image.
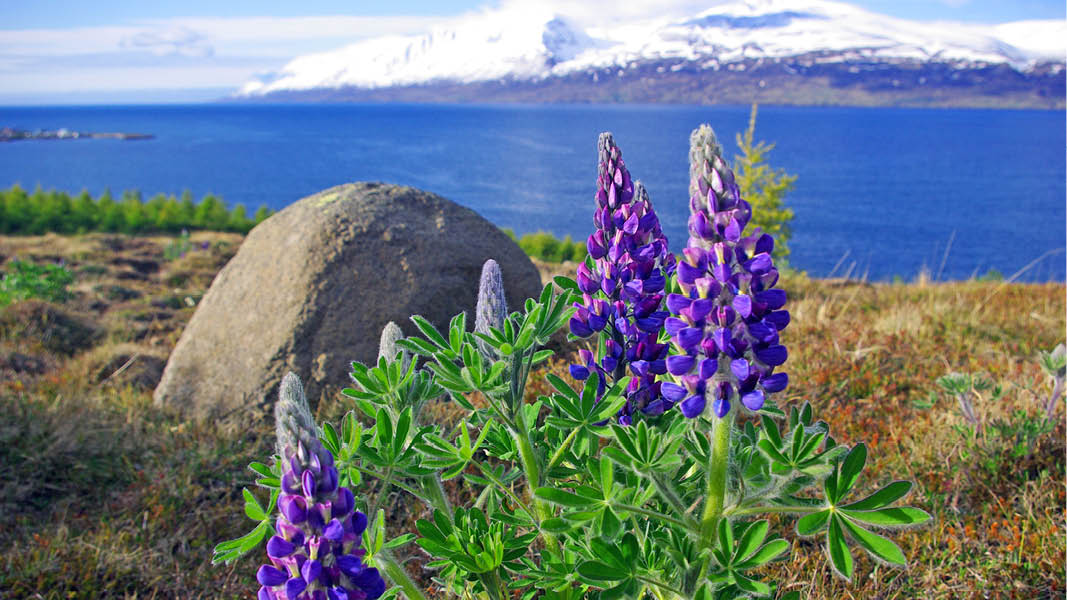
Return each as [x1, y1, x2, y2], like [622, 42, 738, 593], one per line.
[0, 185, 272, 235]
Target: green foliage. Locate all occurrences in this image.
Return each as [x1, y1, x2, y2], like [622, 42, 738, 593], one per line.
[0, 259, 74, 306]
[0, 185, 273, 235]
[733, 104, 797, 262]
[501, 228, 586, 263]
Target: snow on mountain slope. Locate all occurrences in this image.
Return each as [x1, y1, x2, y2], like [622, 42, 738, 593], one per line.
[236, 0, 1065, 97]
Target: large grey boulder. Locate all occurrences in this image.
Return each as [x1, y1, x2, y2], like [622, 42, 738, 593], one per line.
[154, 182, 543, 421]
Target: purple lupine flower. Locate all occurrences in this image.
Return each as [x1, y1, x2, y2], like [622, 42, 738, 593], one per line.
[664, 125, 790, 419]
[260, 373, 387, 600]
[569, 132, 676, 423]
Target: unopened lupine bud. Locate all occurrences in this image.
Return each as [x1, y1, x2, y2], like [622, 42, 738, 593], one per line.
[377, 321, 411, 373]
[665, 125, 790, 419]
[259, 372, 387, 600]
[474, 259, 508, 360]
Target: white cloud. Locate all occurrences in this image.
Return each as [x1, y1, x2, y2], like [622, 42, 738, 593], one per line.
[0, 14, 445, 96]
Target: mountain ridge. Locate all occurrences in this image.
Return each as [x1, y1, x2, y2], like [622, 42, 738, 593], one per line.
[233, 0, 1066, 108]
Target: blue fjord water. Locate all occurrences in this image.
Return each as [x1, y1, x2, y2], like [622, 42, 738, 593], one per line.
[0, 103, 1063, 282]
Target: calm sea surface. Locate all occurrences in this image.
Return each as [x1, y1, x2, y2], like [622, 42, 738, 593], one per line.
[1, 103, 1063, 281]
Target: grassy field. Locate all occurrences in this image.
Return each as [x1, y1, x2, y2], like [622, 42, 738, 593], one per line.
[0, 232, 1063, 599]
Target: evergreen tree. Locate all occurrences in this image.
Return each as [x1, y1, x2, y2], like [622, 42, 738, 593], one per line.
[98, 189, 124, 232]
[121, 190, 146, 233]
[72, 190, 98, 232]
[733, 104, 797, 261]
[178, 190, 197, 227]
[252, 205, 272, 225]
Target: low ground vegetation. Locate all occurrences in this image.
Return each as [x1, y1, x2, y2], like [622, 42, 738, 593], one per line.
[0, 232, 1063, 599]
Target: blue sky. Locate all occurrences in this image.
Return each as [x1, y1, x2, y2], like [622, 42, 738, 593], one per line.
[1, 0, 1064, 104]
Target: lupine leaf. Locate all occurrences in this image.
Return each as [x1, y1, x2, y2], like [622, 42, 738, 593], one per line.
[757, 439, 790, 465]
[553, 275, 579, 292]
[840, 507, 931, 528]
[840, 518, 907, 566]
[411, 315, 449, 350]
[242, 488, 267, 521]
[836, 443, 867, 500]
[738, 538, 790, 569]
[248, 461, 273, 479]
[733, 520, 769, 563]
[383, 534, 417, 549]
[841, 481, 912, 511]
[535, 488, 600, 508]
[733, 572, 771, 595]
[577, 561, 629, 582]
[795, 510, 831, 536]
[826, 516, 854, 581]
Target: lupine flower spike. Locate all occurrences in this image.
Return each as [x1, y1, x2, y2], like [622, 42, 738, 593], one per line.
[570, 132, 676, 423]
[474, 258, 508, 360]
[662, 125, 790, 419]
[258, 372, 387, 600]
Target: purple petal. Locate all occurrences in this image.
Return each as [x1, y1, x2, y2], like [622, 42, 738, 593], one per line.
[756, 345, 788, 366]
[266, 535, 295, 559]
[677, 261, 703, 285]
[755, 289, 787, 310]
[328, 588, 349, 600]
[302, 559, 324, 586]
[324, 518, 344, 542]
[302, 470, 316, 498]
[337, 554, 363, 578]
[259, 587, 275, 600]
[724, 218, 741, 242]
[676, 327, 703, 351]
[666, 355, 695, 376]
[278, 494, 307, 524]
[741, 390, 765, 411]
[745, 253, 773, 275]
[661, 382, 687, 401]
[569, 317, 594, 338]
[285, 577, 307, 599]
[334, 487, 354, 518]
[765, 310, 791, 331]
[257, 565, 288, 587]
[699, 358, 718, 380]
[569, 364, 590, 380]
[664, 317, 687, 336]
[761, 372, 789, 393]
[732, 294, 752, 319]
[680, 395, 706, 419]
[352, 511, 369, 535]
[666, 293, 691, 315]
[688, 299, 713, 322]
[730, 359, 750, 381]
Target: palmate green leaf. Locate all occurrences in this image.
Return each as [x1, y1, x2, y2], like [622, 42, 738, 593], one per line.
[243, 487, 268, 521]
[839, 518, 907, 567]
[795, 510, 831, 536]
[211, 520, 271, 565]
[410, 315, 451, 352]
[836, 443, 867, 501]
[534, 487, 600, 508]
[839, 507, 931, 528]
[576, 561, 629, 582]
[840, 480, 912, 511]
[826, 516, 854, 581]
[383, 533, 417, 549]
[733, 572, 772, 596]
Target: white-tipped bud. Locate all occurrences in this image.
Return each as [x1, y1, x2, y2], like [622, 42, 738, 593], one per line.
[377, 321, 411, 374]
[275, 372, 318, 458]
[474, 259, 508, 360]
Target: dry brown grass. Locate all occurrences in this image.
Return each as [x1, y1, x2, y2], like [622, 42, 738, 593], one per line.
[0, 233, 1063, 599]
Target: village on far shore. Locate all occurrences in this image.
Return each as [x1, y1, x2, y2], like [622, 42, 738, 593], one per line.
[1, 127, 153, 142]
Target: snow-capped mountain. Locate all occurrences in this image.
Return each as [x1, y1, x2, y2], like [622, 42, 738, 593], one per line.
[234, 0, 1065, 107]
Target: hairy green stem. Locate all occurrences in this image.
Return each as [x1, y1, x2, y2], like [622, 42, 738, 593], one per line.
[421, 474, 453, 515]
[613, 502, 690, 529]
[725, 504, 823, 517]
[374, 548, 430, 600]
[700, 410, 733, 547]
[546, 425, 582, 472]
[635, 574, 687, 597]
[649, 473, 696, 525]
